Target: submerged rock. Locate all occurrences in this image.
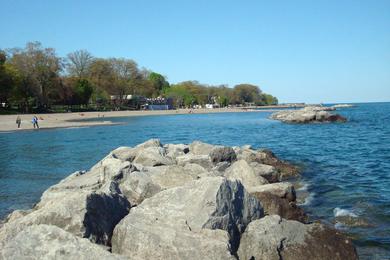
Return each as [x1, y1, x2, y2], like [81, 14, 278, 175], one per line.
[270, 106, 347, 123]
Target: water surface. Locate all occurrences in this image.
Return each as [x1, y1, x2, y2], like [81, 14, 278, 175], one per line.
[0, 102, 389, 259]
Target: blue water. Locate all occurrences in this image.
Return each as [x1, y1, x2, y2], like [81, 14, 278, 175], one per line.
[1, 102, 389, 259]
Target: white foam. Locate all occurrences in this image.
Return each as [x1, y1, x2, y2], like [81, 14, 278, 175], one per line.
[297, 182, 309, 191]
[299, 192, 315, 206]
[333, 207, 358, 218]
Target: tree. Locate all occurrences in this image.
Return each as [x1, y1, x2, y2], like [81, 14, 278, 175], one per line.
[259, 93, 278, 105]
[0, 51, 14, 106]
[73, 79, 93, 105]
[67, 50, 94, 78]
[232, 84, 262, 104]
[148, 72, 170, 95]
[8, 42, 63, 111]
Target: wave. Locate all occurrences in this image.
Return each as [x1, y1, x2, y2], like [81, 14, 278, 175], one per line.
[334, 207, 358, 218]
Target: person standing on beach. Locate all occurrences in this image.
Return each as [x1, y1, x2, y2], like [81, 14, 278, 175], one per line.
[32, 116, 39, 129]
[16, 116, 21, 128]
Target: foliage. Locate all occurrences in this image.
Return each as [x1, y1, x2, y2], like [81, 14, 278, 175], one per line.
[1, 41, 278, 112]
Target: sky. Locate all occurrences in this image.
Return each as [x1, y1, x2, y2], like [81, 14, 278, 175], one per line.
[1, 0, 389, 103]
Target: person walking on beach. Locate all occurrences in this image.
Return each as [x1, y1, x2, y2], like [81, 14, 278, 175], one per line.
[32, 116, 39, 129]
[16, 116, 21, 128]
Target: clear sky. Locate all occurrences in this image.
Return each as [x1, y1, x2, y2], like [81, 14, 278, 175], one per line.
[1, 0, 389, 103]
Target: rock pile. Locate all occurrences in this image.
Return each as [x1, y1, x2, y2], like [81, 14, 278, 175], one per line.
[0, 139, 358, 260]
[270, 106, 347, 123]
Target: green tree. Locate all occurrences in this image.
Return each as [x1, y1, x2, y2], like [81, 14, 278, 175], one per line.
[73, 79, 93, 105]
[232, 84, 262, 104]
[8, 42, 63, 111]
[0, 51, 14, 107]
[148, 72, 170, 95]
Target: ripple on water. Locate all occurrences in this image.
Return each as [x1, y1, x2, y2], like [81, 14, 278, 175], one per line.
[0, 103, 390, 259]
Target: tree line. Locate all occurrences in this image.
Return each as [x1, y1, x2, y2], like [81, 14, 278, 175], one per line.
[0, 42, 278, 113]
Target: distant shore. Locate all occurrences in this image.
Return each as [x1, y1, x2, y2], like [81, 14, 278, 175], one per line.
[0, 107, 285, 132]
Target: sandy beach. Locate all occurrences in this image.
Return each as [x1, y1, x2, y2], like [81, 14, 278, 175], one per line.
[0, 107, 279, 132]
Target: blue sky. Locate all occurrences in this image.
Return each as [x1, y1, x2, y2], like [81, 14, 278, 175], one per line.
[1, 0, 389, 103]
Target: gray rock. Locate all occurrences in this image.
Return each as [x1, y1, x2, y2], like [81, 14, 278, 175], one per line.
[249, 162, 280, 183]
[164, 143, 189, 159]
[189, 141, 216, 155]
[136, 138, 162, 149]
[238, 215, 358, 260]
[133, 146, 174, 167]
[225, 160, 268, 189]
[248, 182, 296, 202]
[0, 158, 131, 247]
[176, 154, 213, 169]
[183, 163, 209, 178]
[0, 224, 125, 260]
[111, 146, 137, 161]
[112, 177, 263, 258]
[270, 107, 346, 124]
[209, 146, 237, 165]
[150, 165, 197, 189]
[118, 170, 161, 205]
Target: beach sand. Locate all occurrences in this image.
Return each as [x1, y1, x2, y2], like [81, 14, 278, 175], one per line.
[0, 108, 277, 132]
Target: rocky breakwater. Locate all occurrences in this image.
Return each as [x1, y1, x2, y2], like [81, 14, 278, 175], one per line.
[270, 106, 347, 123]
[0, 139, 358, 260]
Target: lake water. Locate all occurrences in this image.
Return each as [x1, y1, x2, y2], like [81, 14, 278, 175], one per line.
[1, 102, 389, 259]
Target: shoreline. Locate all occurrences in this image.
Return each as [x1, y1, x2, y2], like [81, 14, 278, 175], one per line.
[0, 107, 279, 133]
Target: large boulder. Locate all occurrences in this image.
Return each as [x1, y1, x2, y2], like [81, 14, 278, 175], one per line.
[209, 146, 237, 165]
[112, 177, 263, 259]
[225, 160, 268, 189]
[110, 146, 137, 162]
[189, 141, 216, 155]
[0, 157, 131, 247]
[133, 146, 174, 167]
[252, 192, 307, 222]
[0, 224, 125, 260]
[238, 215, 358, 260]
[249, 162, 280, 183]
[149, 165, 197, 189]
[248, 182, 296, 202]
[176, 154, 213, 169]
[164, 143, 189, 159]
[270, 107, 346, 124]
[118, 170, 161, 206]
[258, 149, 301, 180]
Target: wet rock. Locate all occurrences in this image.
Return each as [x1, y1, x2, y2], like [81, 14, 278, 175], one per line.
[252, 192, 308, 222]
[238, 215, 358, 260]
[112, 177, 263, 258]
[259, 149, 301, 180]
[0, 224, 125, 260]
